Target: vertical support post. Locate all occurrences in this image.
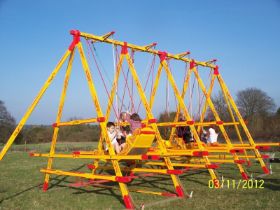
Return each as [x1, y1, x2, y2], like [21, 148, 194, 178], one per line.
[169, 65, 192, 141]
[216, 73, 269, 174]
[149, 64, 163, 108]
[77, 42, 133, 209]
[160, 59, 218, 182]
[217, 68, 250, 163]
[192, 66, 248, 178]
[96, 54, 124, 152]
[125, 51, 186, 197]
[43, 48, 75, 191]
[197, 73, 216, 134]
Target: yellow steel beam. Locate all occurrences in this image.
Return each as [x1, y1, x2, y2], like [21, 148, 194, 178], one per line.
[79, 31, 216, 68]
[217, 74, 270, 173]
[32, 153, 145, 160]
[192, 67, 248, 177]
[157, 121, 240, 127]
[124, 52, 186, 196]
[41, 169, 117, 181]
[54, 117, 99, 127]
[44, 48, 76, 190]
[0, 49, 71, 160]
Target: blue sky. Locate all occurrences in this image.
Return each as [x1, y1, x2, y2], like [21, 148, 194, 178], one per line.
[0, 0, 279, 124]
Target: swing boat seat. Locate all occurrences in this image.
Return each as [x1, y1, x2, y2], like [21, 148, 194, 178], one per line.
[118, 127, 156, 155]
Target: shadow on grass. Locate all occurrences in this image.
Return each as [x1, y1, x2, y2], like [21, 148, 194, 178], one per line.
[0, 164, 85, 204]
[0, 182, 43, 204]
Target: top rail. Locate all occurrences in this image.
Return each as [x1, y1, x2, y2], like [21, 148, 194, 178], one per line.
[77, 31, 217, 69]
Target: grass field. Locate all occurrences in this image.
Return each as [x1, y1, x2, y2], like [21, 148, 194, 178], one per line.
[0, 143, 279, 210]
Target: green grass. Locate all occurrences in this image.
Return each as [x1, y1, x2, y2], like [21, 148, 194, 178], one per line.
[0, 144, 279, 210]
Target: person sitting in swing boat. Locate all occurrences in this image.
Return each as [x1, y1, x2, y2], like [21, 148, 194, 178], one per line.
[206, 123, 219, 146]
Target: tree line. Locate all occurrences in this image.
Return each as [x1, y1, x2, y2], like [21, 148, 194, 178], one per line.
[0, 87, 279, 144]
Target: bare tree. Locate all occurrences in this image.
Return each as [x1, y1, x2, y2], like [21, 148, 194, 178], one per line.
[236, 88, 276, 120]
[211, 91, 231, 121]
[0, 100, 15, 125]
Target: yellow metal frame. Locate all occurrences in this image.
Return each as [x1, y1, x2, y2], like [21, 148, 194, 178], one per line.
[0, 30, 279, 209]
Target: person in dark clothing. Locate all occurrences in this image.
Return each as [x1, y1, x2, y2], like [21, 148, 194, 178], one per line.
[176, 113, 193, 143]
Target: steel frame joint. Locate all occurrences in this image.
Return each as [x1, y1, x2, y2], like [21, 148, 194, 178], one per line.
[69, 30, 81, 51]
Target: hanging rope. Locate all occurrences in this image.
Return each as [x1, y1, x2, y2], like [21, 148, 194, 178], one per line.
[85, 39, 119, 119]
[112, 42, 120, 119]
[136, 54, 156, 113]
[119, 68, 130, 113]
[188, 72, 196, 119]
[114, 46, 135, 113]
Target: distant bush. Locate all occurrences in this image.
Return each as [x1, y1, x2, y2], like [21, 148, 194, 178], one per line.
[18, 124, 100, 144]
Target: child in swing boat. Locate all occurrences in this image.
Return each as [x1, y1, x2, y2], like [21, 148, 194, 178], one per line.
[124, 112, 142, 134]
[118, 112, 132, 145]
[106, 122, 125, 154]
[176, 113, 193, 144]
[206, 124, 219, 146]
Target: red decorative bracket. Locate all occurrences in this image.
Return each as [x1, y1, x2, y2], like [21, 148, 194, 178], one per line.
[193, 151, 209, 157]
[150, 155, 160, 160]
[230, 149, 245, 154]
[141, 154, 159, 160]
[214, 65, 219, 75]
[97, 117, 105, 122]
[190, 59, 196, 69]
[167, 169, 184, 175]
[241, 172, 249, 180]
[148, 118, 157, 123]
[175, 186, 185, 197]
[158, 51, 168, 62]
[123, 195, 134, 209]
[261, 154, 270, 159]
[116, 176, 132, 183]
[43, 182, 49, 192]
[234, 159, 246, 164]
[256, 145, 270, 151]
[140, 130, 156, 135]
[87, 164, 96, 170]
[69, 30, 80, 51]
[262, 166, 270, 174]
[206, 164, 219, 169]
[216, 120, 223, 125]
[141, 154, 148, 160]
[72, 151, 80, 155]
[187, 120, 195, 125]
[121, 42, 128, 54]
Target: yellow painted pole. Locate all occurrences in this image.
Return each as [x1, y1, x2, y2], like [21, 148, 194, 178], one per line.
[97, 54, 124, 152]
[192, 66, 248, 179]
[0, 49, 71, 160]
[169, 66, 192, 141]
[43, 48, 75, 191]
[79, 32, 216, 69]
[77, 42, 133, 208]
[197, 73, 216, 133]
[149, 64, 163, 108]
[216, 74, 269, 173]
[218, 79, 250, 162]
[160, 60, 218, 182]
[124, 51, 186, 197]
